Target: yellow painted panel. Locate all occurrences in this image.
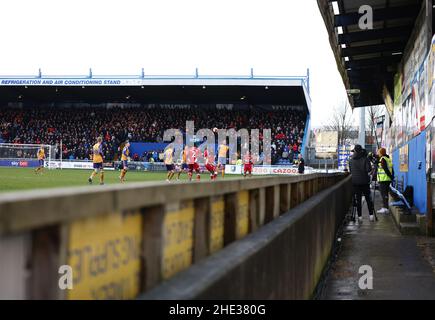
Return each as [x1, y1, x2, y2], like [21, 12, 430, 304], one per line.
[162, 200, 194, 279]
[209, 196, 225, 254]
[67, 211, 142, 300]
[236, 191, 249, 239]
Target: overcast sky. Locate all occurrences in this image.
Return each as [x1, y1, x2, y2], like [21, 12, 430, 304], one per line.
[0, 0, 353, 127]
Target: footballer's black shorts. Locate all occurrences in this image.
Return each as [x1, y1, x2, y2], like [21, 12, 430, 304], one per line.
[93, 162, 103, 170]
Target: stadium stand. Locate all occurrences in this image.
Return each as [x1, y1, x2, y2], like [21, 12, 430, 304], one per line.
[0, 105, 305, 164]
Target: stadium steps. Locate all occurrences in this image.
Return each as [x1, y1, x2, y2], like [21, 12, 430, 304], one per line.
[389, 204, 423, 236]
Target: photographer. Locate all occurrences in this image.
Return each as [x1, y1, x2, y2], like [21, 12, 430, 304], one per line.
[348, 145, 375, 222]
[367, 152, 379, 182]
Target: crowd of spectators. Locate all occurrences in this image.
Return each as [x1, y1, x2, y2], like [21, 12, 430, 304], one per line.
[0, 106, 306, 164]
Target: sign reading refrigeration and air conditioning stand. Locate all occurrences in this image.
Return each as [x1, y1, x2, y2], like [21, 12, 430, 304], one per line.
[0, 79, 125, 86]
[0, 76, 309, 88]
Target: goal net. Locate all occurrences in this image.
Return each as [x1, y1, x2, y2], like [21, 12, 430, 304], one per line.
[0, 143, 55, 169]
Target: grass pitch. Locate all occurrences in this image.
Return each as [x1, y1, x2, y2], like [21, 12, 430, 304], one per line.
[0, 167, 239, 193]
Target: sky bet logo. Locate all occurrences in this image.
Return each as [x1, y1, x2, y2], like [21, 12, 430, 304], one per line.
[10, 161, 28, 167]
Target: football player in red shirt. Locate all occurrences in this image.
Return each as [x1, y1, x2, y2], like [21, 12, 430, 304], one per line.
[204, 146, 218, 180]
[186, 145, 201, 181]
[243, 150, 253, 178]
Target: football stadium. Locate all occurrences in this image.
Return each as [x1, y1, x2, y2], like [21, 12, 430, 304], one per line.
[0, 72, 312, 191]
[3, 0, 435, 308]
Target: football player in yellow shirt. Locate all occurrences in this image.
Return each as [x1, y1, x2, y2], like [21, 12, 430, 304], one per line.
[35, 145, 45, 174]
[88, 137, 105, 185]
[119, 141, 130, 183]
[177, 145, 189, 180]
[164, 146, 175, 182]
[217, 143, 229, 178]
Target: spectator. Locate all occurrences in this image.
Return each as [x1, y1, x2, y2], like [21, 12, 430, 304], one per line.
[349, 145, 375, 222]
[0, 105, 306, 165]
[376, 147, 394, 214]
[295, 153, 305, 174]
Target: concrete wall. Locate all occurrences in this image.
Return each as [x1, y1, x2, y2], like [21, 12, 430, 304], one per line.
[0, 173, 347, 299]
[140, 176, 352, 300]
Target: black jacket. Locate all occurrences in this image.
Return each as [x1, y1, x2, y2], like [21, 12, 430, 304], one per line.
[297, 157, 305, 174]
[349, 150, 372, 185]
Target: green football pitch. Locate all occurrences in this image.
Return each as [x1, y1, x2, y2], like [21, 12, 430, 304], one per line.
[0, 167, 241, 193]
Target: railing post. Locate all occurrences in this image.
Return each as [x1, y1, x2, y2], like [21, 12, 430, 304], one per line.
[291, 183, 298, 207]
[193, 198, 209, 263]
[208, 196, 225, 254]
[143, 205, 165, 291]
[0, 233, 31, 299]
[224, 191, 249, 245]
[29, 226, 61, 299]
[298, 181, 305, 204]
[307, 179, 312, 198]
[249, 189, 259, 232]
[265, 185, 280, 223]
[258, 188, 266, 226]
[280, 183, 291, 214]
[314, 177, 319, 194]
[307, 179, 311, 199]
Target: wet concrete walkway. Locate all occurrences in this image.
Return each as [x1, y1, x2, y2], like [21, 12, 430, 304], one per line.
[320, 190, 435, 300]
